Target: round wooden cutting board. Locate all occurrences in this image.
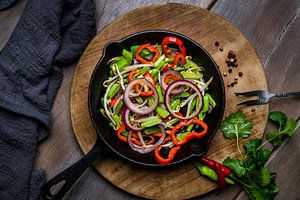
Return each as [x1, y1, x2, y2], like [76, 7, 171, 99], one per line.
[70, 3, 268, 199]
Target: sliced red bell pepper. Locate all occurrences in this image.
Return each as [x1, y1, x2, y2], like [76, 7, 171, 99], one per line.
[128, 69, 138, 82]
[117, 124, 127, 142]
[161, 36, 186, 58]
[109, 97, 119, 107]
[134, 72, 155, 97]
[162, 53, 186, 72]
[136, 44, 160, 64]
[171, 118, 208, 145]
[154, 145, 181, 165]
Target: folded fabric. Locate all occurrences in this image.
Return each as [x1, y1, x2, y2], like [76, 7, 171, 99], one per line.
[0, 0, 96, 199]
[0, 0, 18, 10]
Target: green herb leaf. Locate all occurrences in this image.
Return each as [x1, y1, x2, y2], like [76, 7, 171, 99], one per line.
[268, 111, 287, 126]
[282, 119, 296, 136]
[223, 157, 246, 177]
[266, 131, 282, 147]
[220, 111, 253, 139]
[257, 167, 271, 187]
[244, 138, 261, 153]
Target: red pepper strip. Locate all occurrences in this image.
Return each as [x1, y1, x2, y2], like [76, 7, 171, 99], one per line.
[163, 74, 179, 84]
[109, 97, 119, 107]
[144, 72, 156, 87]
[200, 157, 231, 177]
[161, 36, 187, 58]
[215, 163, 227, 189]
[134, 72, 156, 97]
[117, 124, 127, 142]
[162, 53, 186, 72]
[171, 118, 208, 146]
[152, 132, 162, 137]
[128, 69, 138, 82]
[136, 44, 160, 64]
[154, 145, 181, 165]
[131, 135, 155, 146]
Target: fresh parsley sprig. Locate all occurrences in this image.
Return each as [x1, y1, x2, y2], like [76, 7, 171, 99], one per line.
[219, 111, 298, 200]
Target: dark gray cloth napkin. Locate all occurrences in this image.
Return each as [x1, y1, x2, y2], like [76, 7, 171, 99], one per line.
[0, 0, 96, 199]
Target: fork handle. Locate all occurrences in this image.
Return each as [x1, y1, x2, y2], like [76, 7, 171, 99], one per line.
[275, 92, 300, 97]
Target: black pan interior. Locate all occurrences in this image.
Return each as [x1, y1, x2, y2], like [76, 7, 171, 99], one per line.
[88, 30, 225, 167]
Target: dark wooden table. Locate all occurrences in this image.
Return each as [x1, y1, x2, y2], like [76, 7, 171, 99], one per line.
[1, 0, 299, 199]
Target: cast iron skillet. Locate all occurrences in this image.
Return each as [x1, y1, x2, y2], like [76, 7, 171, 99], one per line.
[40, 30, 225, 199]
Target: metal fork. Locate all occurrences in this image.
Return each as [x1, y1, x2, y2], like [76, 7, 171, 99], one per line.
[235, 90, 300, 106]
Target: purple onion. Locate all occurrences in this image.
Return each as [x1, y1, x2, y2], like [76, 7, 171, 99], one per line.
[123, 78, 159, 115]
[122, 108, 143, 131]
[128, 125, 166, 154]
[164, 80, 203, 120]
[160, 70, 184, 95]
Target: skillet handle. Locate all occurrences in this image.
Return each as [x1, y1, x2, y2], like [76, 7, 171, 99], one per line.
[40, 141, 104, 200]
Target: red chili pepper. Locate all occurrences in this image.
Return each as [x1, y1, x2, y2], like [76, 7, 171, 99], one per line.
[117, 124, 127, 142]
[171, 118, 208, 146]
[161, 36, 186, 58]
[136, 44, 160, 64]
[215, 162, 227, 189]
[154, 145, 181, 165]
[131, 135, 155, 146]
[199, 157, 231, 177]
[162, 53, 186, 72]
[109, 97, 119, 107]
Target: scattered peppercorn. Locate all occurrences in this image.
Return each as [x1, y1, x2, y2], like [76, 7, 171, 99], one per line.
[234, 58, 237, 63]
[234, 77, 238, 81]
[215, 41, 219, 47]
[228, 68, 232, 73]
[232, 54, 236, 58]
[227, 83, 231, 87]
[223, 72, 227, 77]
[251, 108, 256, 112]
[239, 72, 243, 77]
[234, 63, 238, 67]
[231, 82, 235, 87]
[219, 47, 223, 51]
[228, 50, 233, 55]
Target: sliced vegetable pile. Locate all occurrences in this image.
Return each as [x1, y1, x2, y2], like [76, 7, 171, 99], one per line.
[100, 36, 216, 165]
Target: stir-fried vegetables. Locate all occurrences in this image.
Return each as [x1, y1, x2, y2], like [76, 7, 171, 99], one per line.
[100, 36, 217, 165]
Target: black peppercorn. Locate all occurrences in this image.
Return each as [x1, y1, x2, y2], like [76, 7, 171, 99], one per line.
[239, 72, 243, 77]
[220, 47, 223, 51]
[228, 68, 232, 73]
[215, 41, 219, 46]
[231, 82, 235, 87]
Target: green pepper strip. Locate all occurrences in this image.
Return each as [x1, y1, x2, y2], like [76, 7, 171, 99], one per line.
[114, 100, 123, 114]
[113, 114, 122, 128]
[151, 69, 159, 81]
[144, 126, 161, 135]
[206, 93, 216, 107]
[131, 45, 150, 57]
[171, 99, 180, 110]
[141, 118, 162, 128]
[122, 49, 133, 64]
[107, 83, 120, 99]
[148, 96, 155, 107]
[202, 94, 209, 113]
[111, 57, 129, 72]
[174, 92, 189, 98]
[133, 66, 151, 78]
[195, 162, 234, 185]
[185, 59, 203, 71]
[180, 71, 203, 79]
[156, 105, 170, 118]
[166, 118, 180, 126]
[156, 85, 164, 103]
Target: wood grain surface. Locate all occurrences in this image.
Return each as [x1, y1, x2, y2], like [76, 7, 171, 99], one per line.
[1, 0, 299, 199]
[70, 4, 268, 199]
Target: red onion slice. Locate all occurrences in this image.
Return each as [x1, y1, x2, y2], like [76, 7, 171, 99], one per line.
[161, 70, 184, 94]
[122, 108, 143, 131]
[124, 78, 159, 115]
[164, 80, 203, 120]
[128, 125, 166, 154]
